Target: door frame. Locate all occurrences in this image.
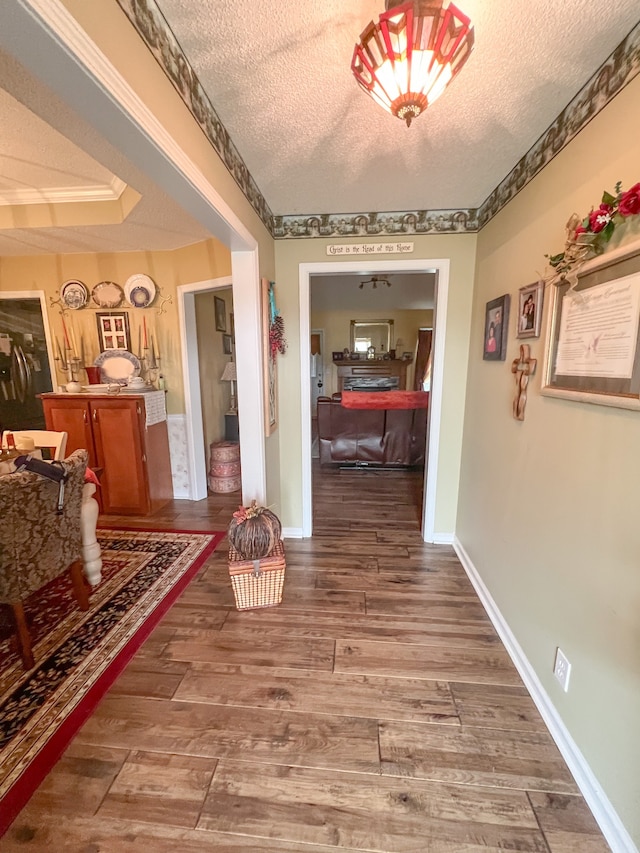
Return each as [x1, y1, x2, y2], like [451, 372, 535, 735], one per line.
[299, 258, 449, 541]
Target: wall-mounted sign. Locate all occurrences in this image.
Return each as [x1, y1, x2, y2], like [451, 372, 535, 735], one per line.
[326, 242, 414, 256]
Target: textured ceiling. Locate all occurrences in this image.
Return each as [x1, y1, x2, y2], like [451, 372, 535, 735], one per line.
[0, 1, 639, 255]
[154, 0, 640, 215]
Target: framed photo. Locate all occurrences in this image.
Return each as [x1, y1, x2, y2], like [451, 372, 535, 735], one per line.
[214, 295, 226, 332]
[332, 351, 344, 361]
[483, 294, 510, 361]
[96, 311, 131, 352]
[542, 241, 640, 410]
[223, 334, 233, 355]
[517, 281, 544, 339]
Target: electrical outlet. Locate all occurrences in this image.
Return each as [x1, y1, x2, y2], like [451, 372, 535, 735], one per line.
[553, 647, 571, 692]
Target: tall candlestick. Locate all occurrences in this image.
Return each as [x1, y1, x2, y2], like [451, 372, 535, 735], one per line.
[55, 336, 64, 363]
[61, 316, 71, 350]
[137, 323, 142, 357]
[143, 316, 148, 349]
[70, 324, 79, 359]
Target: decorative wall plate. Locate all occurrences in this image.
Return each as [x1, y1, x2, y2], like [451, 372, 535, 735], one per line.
[124, 274, 156, 308]
[129, 285, 152, 307]
[94, 349, 141, 385]
[61, 279, 88, 310]
[92, 281, 124, 308]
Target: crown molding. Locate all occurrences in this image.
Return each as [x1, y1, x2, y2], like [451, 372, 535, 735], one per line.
[0, 176, 127, 207]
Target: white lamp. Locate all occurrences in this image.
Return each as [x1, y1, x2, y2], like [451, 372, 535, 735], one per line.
[220, 361, 237, 414]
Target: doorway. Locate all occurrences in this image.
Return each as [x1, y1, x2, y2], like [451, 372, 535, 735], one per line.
[299, 258, 450, 541]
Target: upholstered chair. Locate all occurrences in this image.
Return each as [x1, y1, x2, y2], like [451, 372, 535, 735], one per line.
[0, 449, 89, 669]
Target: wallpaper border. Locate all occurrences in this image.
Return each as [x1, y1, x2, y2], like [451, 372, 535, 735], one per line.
[115, 1, 640, 239]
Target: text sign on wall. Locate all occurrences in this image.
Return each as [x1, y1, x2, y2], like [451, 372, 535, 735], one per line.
[326, 242, 414, 256]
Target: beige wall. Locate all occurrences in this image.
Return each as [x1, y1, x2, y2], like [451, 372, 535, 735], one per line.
[195, 287, 234, 459]
[457, 73, 640, 843]
[310, 308, 433, 395]
[0, 240, 230, 413]
[275, 235, 477, 535]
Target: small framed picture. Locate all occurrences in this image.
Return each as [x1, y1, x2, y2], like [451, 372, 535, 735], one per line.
[223, 334, 233, 355]
[215, 295, 226, 332]
[332, 351, 344, 361]
[96, 311, 131, 352]
[483, 294, 510, 361]
[517, 280, 544, 339]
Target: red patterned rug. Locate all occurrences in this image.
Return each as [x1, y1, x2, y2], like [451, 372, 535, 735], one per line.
[0, 527, 225, 836]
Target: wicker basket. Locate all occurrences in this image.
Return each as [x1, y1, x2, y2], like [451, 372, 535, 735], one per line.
[228, 539, 286, 610]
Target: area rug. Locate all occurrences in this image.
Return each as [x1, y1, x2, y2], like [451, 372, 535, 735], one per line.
[0, 527, 225, 836]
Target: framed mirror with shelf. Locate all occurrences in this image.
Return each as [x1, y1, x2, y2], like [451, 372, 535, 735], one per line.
[349, 319, 394, 355]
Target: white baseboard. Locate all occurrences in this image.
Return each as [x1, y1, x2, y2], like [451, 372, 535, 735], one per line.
[432, 532, 454, 545]
[453, 537, 637, 853]
[282, 527, 304, 539]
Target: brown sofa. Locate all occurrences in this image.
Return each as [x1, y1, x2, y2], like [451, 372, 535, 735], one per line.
[317, 394, 427, 467]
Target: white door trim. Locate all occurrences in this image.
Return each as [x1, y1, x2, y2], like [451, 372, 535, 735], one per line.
[299, 258, 449, 541]
[177, 277, 232, 501]
[8, 1, 268, 508]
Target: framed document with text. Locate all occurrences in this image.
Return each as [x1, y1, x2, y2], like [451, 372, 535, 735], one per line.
[542, 240, 640, 409]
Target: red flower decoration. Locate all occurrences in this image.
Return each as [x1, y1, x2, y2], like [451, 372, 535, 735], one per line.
[618, 183, 640, 217]
[588, 204, 612, 233]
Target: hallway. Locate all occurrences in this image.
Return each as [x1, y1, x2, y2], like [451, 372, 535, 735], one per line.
[3, 470, 609, 851]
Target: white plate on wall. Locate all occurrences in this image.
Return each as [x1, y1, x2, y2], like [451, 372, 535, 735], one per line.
[61, 279, 88, 310]
[92, 281, 124, 308]
[124, 274, 156, 308]
[94, 349, 141, 385]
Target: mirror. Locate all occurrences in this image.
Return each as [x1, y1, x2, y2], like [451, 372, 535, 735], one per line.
[350, 319, 394, 355]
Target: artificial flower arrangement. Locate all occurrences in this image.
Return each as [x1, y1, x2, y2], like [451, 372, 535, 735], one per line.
[547, 181, 640, 281]
[267, 280, 287, 360]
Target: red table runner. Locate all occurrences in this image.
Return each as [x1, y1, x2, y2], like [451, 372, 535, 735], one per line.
[340, 390, 429, 410]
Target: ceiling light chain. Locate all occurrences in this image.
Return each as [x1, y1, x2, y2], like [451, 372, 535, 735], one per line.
[352, 0, 474, 127]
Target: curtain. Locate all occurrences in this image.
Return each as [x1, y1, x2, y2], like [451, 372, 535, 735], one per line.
[414, 329, 433, 390]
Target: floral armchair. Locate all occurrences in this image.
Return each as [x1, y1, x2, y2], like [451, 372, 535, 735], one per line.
[0, 449, 90, 669]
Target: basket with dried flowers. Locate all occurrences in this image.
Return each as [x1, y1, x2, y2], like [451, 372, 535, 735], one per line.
[226, 501, 285, 610]
[227, 500, 281, 559]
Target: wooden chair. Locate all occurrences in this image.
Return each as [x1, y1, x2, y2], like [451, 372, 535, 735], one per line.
[2, 429, 68, 460]
[0, 449, 89, 669]
[1, 429, 68, 460]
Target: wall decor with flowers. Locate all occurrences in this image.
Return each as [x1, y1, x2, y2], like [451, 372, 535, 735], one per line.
[541, 182, 640, 410]
[547, 181, 640, 287]
[261, 279, 287, 436]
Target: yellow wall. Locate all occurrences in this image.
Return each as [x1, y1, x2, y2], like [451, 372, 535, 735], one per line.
[457, 72, 640, 843]
[275, 235, 477, 536]
[310, 308, 433, 395]
[0, 240, 231, 414]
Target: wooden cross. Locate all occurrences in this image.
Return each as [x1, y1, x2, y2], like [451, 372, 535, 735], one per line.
[511, 344, 537, 421]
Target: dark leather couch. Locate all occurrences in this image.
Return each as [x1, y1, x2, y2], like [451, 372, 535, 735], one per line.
[316, 395, 427, 467]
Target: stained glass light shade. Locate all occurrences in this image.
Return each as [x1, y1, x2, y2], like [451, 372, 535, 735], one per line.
[352, 0, 474, 127]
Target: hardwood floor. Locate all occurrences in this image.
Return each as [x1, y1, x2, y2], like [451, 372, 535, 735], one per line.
[3, 463, 610, 851]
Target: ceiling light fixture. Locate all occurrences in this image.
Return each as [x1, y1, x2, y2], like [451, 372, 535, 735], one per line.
[359, 276, 392, 289]
[352, 0, 474, 127]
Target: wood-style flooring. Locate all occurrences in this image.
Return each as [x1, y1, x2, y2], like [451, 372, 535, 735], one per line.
[2, 463, 610, 851]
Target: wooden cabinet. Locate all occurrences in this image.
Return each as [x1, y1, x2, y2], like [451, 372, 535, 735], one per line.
[40, 393, 173, 516]
[335, 358, 410, 391]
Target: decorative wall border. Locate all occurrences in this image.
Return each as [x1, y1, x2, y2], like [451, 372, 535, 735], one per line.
[115, 1, 640, 239]
[273, 209, 478, 238]
[116, 0, 274, 234]
[478, 20, 640, 229]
